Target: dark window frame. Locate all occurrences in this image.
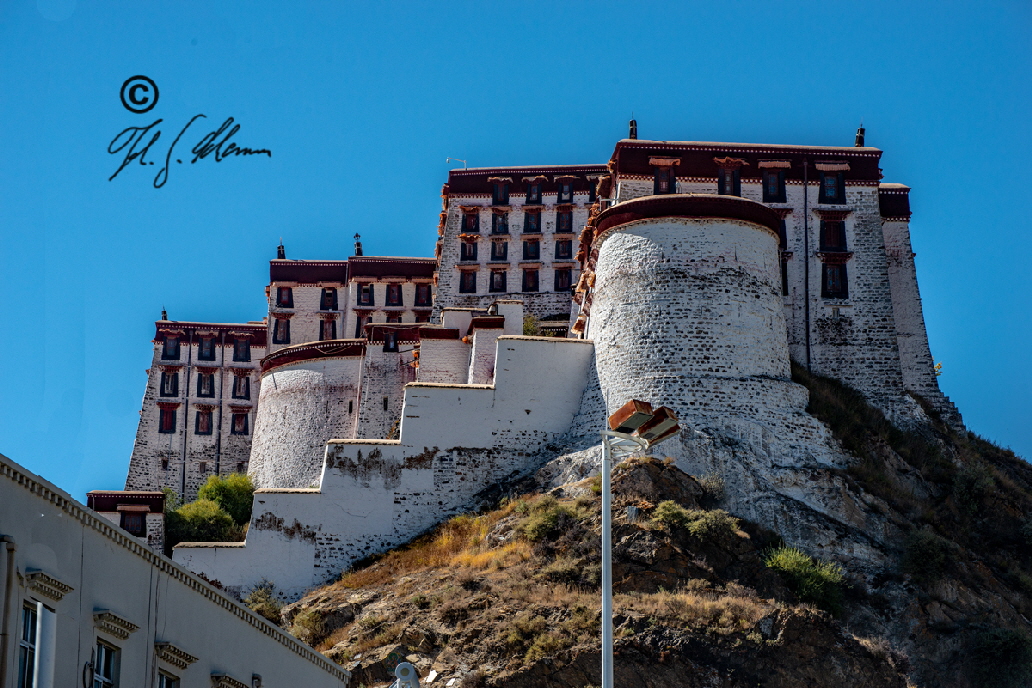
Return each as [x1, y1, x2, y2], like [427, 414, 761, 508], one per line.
[383, 332, 399, 352]
[762, 169, 787, 203]
[232, 338, 251, 362]
[557, 181, 573, 203]
[197, 337, 216, 361]
[459, 271, 477, 294]
[822, 263, 849, 299]
[414, 283, 432, 307]
[232, 375, 250, 400]
[491, 212, 509, 235]
[120, 511, 145, 536]
[522, 268, 539, 293]
[231, 412, 249, 436]
[195, 408, 213, 435]
[491, 241, 508, 262]
[272, 317, 290, 345]
[354, 315, 366, 339]
[717, 168, 741, 196]
[523, 239, 540, 261]
[159, 371, 179, 397]
[94, 640, 119, 688]
[158, 407, 176, 434]
[819, 220, 847, 251]
[17, 604, 37, 688]
[460, 240, 478, 261]
[357, 283, 374, 306]
[196, 372, 215, 398]
[385, 283, 403, 306]
[523, 210, 541, 234]
[320, 288, 338, 311]
[489, 270, 507, 293]
[462, 211, 480, 234]
[526, 183, 541, 204]
[556, 211, 573, 233]
[320, 319, 337, 341]
[818, 171, 847, 204]
[161, 337, 180, 361]
[492, 182, 509, 206]
[554, 268, 573, 292]
[276, 286, 294, 308]
[653, 167, 676, 195]
[555, 239, 573, 260]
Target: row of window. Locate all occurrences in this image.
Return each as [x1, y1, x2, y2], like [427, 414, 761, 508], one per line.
[159, 372, 250, 399]
[19, 605, 156, 688]
[161, 337, 252, 362]
[274, 284, 433, 310]
[459, 268, 572, 294]
[158, 407, 249, 435]
[459, 239, 573, 262]
[462, 209, 576, 235]
[653, 166, 847, 205]
[492, 180, 591, 206]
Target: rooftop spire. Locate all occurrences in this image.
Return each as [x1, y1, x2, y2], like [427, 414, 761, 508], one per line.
[161, 307, 168, 321]
[277, 239, 286, 260]
[629, 116, 638, 140]
[854, 120, 865, 147]
[354, 233, 363, 257]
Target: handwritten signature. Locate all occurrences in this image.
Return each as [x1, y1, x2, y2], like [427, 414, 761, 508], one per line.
[108, 114, 271, 188]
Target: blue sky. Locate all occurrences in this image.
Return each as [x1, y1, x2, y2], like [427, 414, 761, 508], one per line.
[1, 1, 1029, 500]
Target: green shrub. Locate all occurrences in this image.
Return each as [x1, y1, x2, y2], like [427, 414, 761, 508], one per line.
[197, 472, 255, 525]
[522, 497, 578, 542]
[969, 627, 1032, 688]
[952, 462, 995, 514]
[165, 499, 236, 551]
[764, 546, 844, 615]
[244, 580, 283, 625]
[524, 631, 569, 663]
[291, 608, 326, 644]
[523, 315, 541, 336]
[901, 530, 953, 585]
[651, 502, 739, 543]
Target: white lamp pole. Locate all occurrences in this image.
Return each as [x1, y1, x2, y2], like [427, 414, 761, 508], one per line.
[600, 429, 648, 688]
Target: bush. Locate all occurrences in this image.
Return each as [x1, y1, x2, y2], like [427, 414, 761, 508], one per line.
[651, 502, 739, 543]
[901, 530, 953, 585]
[969, 627, 1032, 688]
[764, 546, 844, 615]
[244, 580, 284, 625]
[522, 497, 578, 542]
[165, 499, 236, 550]
[197, 472, 255, 525]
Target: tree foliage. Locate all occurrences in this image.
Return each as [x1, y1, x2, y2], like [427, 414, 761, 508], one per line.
[197, 472, 255, 525]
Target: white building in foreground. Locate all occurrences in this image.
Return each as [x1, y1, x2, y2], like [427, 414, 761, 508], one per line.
[0, 452, 349, 688]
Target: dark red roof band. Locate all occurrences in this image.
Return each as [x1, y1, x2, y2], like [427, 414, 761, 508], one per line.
[261, 340, 368, 374]
[593, 194, 783, 239]
[154, 322, 268, 348]
[878, 184, 911, 219]
[447, 165, 608, 196]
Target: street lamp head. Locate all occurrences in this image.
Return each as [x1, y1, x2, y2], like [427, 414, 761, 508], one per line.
[607, 400, 681, 448]
[637, 406, 680, 446]
[608, 399, 654, 433]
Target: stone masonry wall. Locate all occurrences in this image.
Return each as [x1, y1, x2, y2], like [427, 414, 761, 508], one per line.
[355, 345, 418, 440]
[416, 339, 470, 384]
[248, 356, 364, 489]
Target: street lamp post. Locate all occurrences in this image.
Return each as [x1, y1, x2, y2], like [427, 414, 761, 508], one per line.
[600, 400, 681, 688]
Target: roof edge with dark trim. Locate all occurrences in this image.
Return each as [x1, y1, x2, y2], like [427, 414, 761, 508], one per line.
[594, 194, 782, 238]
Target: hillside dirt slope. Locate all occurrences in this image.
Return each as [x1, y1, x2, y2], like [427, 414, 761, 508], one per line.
[262, 369, 1032, 688]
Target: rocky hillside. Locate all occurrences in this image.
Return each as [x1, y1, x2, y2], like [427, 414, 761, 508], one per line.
[253, 369, 1032, 688]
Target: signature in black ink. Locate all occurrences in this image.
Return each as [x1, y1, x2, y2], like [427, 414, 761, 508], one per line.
[107, 114, 271, 188]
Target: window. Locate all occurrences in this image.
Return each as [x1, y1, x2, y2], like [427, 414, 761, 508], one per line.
[385, 283, 402, 306]
[231, 412, 249, 435]
[161, 459, 168, 470]
[557, 181, 573, 203]
[526, 183, 541, 204]
[233, 338, 250, 362]
[556, 211, 572, 233]
[778, 219, 788, 250]
[490, 241, 508, 261]
[781, 258, 789, 296]
[820, 221, 847, 251]
[522, 269, 539, 293]
[718, 168, 740, 196]
[272, 317, 290, 344]
[320, 288, 338, 311]
[276, 286, 293, 308]
[653, 167, 676, 194]
[161, 337, 180, 361]
[197, 372, 215, 397]
[386, 315, 401, 323]
[354, 315, 366, 338]
[462, 211, 480, 234]
[120, 511, 145, 536]
[357, 284, 374, 306]
[523, 210, 540, 234]
[489, 270, 507, 293]
[819, 172, 846, 204]
[523, 240, 540, 260]
[320, 319, 337, 341]
[492, 181, 509, 205]
[459, 271, 477, 294]
[588, 177, 597, 203]
[195, 409, 213, 435]
[94, 641, 118, 688]
[199, 462, 207, 473]
[198, 336, 216, 361]
[415, 313, 431, 323]
[554, 268, 572, 292]
[762, 169, 786, 203]
[159, 371, 179, 397]
[232, 375, 250, 400]
[822, 263, 848, 299]
[236, 461, 245, 472]
[159, 407, 176, 433]
[158, 672, 179, 688]
[491, 212, 509, 235]
[555, 239, 573, 260]
[460, 240, 478, 261]
[415, 283, 432, 307]
[18, 604, 37, 688]
[383, 332, 398, 352]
